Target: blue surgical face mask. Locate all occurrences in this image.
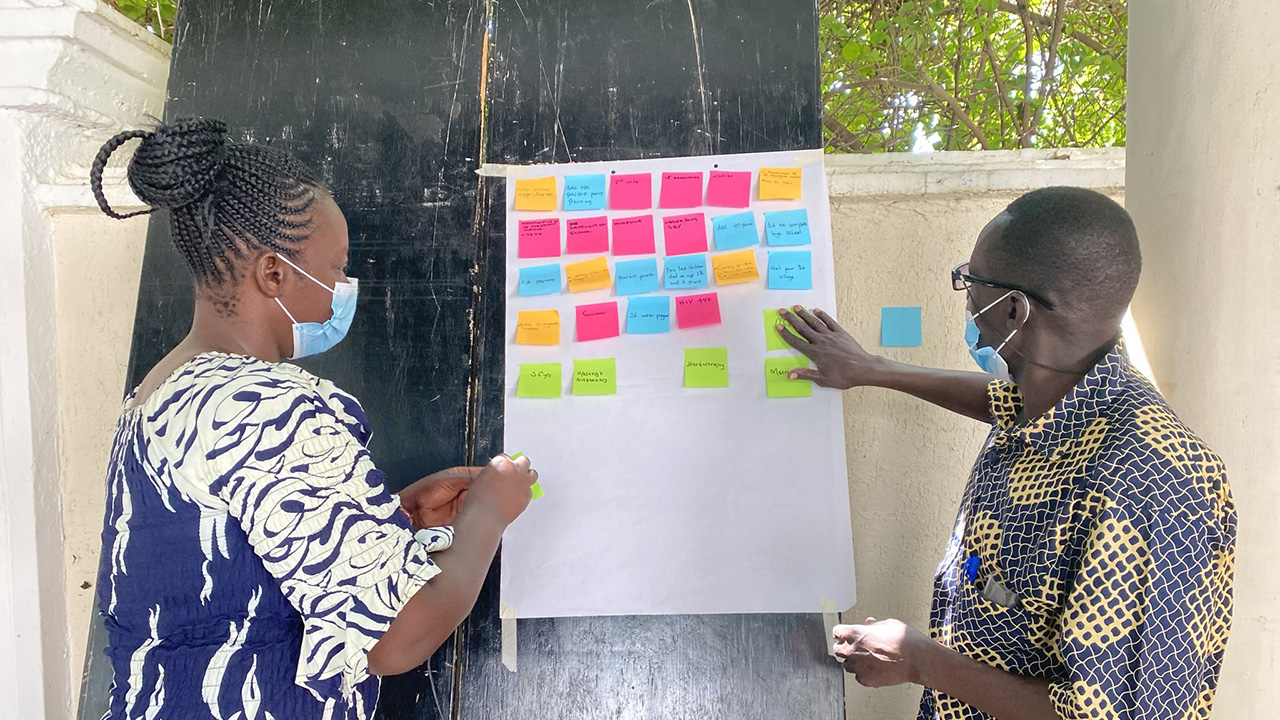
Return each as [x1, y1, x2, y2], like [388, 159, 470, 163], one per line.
[275, 255, 358, 360]
[965, 290, 1027, 382]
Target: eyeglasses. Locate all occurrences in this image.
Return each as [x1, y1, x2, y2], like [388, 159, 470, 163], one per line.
[951, 262, 1055, 311]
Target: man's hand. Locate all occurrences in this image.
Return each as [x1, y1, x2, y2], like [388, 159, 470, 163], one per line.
[833, 618, 939, 688]
[777, 306, 886, 389]
[398, 466, 483, 530]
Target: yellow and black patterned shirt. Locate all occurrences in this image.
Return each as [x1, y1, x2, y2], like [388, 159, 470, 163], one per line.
[922, 342, 1235, 720]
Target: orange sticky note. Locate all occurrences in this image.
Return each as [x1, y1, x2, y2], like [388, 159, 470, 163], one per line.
[515, 310, 560, 345]
[711, 248, 760, 285]
[565, 256, 613, 293]
[514, 176, 558, 211]
[758, 167, 803, 200]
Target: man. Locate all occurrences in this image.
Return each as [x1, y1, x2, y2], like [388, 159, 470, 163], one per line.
[778, 187, 1235, 720]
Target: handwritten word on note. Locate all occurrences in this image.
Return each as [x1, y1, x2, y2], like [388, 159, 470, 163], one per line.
[763, 209, 811, 246]
[517, 218, 560, 258]
[517, 363, 561, 398]
[758, 167, 803, 200]
[610, 173, 652, 210]
[576, 301, 620, 341]
[662, 213, 709, 256]
[517, 263, 561, 297]
[572, 358, 617, 395]
[563, 174, 607, 211]
[706, 170, 751, 208]
[659, 172, 704, 208]
[711, 211, 759, 251]
[565, 256, 612, 293]
[626, 296, 671, 334]
[513, 176, 557, 211]
[684, 347, 729, 388]
[664, 254, 709, 290]
[515, 310, 560, 345]
[765, 356, 813, 398]
[764, 308, 805, 351]
[767, 251, 813, 290]
[566, 216, 609, 254]
[612, 215, 656, 256]
[711, 248, 760, 285]
[675, 292, 722, 328]
[615, 258, 661, 296]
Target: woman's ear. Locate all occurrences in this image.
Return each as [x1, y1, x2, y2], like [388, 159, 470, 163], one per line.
[253, 252, 289, 298]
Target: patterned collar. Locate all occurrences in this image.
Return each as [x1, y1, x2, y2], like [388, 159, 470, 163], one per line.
[990, 339, 1131, 458]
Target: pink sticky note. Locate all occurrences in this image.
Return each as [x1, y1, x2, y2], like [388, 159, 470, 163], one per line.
[706, 171, 751, 208]
[518, 218, 561, 258]
[566, 216, 609, 254]
[611, 215, 656, 255]
[610, 173, 652, 210]
[662, 213, 709, 256]
[576, 301, 620, 341]
[675, 292, 722, 329]
[659, 172, 704, 208]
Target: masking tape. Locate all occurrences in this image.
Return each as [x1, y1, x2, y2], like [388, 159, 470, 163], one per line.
[500, 601, 518, 672]
[820, 596, 839, 658]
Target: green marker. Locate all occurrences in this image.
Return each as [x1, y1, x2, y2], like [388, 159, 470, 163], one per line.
[507, 452, 543, 500]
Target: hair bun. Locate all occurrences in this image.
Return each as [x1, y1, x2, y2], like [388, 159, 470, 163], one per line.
[125, 117, 230, 210]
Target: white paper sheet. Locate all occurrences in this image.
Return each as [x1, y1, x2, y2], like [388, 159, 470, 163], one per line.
[500, 149, 856, 618]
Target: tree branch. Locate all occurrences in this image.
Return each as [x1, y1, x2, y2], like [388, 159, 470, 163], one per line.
[996, 0, 1111, 56]
[851, 76, 992, 150]
[1029, 0, 1067, 140]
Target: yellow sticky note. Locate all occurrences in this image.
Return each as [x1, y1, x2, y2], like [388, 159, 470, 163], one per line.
[514, 176, 558, 211]
[515, 310, 560, 345]
[758, 167, 803, 200]
[712, 248, 760, 285]
[565, 256, 612, 293]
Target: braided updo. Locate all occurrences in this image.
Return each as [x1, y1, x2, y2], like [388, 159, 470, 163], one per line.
[89, 117, 324, 285]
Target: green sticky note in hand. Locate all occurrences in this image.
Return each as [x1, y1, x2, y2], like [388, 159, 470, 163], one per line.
[572, 358, 617, 395]
[517, 363, 562, 398]
[765, 356, 813, 398]
[765, 308, 805, 351]
[684, 347, 729, 388]
[508, 452, 543, 500]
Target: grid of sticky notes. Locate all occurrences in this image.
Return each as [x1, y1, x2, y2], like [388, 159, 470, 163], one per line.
[512, 166, 814, 399]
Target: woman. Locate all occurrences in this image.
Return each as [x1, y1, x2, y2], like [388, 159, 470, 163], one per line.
[89, 117, 535, 720]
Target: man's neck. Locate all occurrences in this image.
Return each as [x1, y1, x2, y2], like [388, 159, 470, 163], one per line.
[1010, 335, 1117, 424]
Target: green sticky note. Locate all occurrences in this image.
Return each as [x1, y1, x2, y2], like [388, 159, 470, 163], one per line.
[572, 358, 617, 395]
[517, 363, 562, 398]
[765, 356, 813, 398]
[684, 347, 729, 388]
[506, 452, 543, 499]
[765, 308, 805, 351]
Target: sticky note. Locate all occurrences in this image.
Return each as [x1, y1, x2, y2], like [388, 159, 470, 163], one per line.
[517, 263, 562, 297]
[514, 310, 560, 345]
[881, 306, 923, 347]
[573, 358, 617, 395]
[684, 347, 729, 388]
[612, 215, 656, 255]
[662, 213, 709, 256]
[674, 292, 721, 329]
[610, 173, 652, 210]
[711, 211, 759, 251]
[517, 218, 560, 258]
[517, 363, 562, 398]
[563, 174, 606, 211]
[711, 248, 760, 285]
[758, 167, 803, 200]
[565, 256, 612, 293]
[706, 170, 751, 208]
[765, 357, 813, 398]
[626, 296, 671, 334]
[615, 258, 661, 296]
[566, 216, 609, 254]
[513, 176, 557, 211]
[664, 254, 709, 289]
[764, 308, 805, 351]
[576, 301, 620, 341]
[767, 251, 812, 290]
[659, 172, 704, 208]
[764, 209, 812, 246]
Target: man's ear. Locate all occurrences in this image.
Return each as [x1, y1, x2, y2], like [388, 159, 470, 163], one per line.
[253, 252, 289, 298]
[1004, 292, 1031, 329]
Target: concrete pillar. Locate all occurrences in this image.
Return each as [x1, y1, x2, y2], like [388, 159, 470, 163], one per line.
[1127, 2, 1279, 716]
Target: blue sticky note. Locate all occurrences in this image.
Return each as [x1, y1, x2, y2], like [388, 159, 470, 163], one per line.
[764, 209, 812, 246]
[517, 263, 562, 296]
[626, 296, 671, 334]
[881, 307, 923, 347]
[664, 254, 708, 289]
[711, 211, 759, 250]
[767, 251, 812, 290]
[563, 174, 607, 211]
[615, 258, 661, 296]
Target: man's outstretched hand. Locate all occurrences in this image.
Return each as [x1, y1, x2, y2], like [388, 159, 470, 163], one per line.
[777, 306, 886, 390]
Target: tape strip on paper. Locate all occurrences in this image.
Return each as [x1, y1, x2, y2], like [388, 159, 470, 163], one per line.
[820, 596, 839, 658]
[500, 601, 518, 672]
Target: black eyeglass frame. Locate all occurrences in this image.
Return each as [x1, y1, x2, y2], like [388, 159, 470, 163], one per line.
[951, 262, 1056, 311]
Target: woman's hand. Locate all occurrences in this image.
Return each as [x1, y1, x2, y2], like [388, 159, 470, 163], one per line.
[467, 454, 538, 526]
[398, 466, 483, 529]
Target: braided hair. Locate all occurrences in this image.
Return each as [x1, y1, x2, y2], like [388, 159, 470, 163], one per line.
[89, 117, 324, 285]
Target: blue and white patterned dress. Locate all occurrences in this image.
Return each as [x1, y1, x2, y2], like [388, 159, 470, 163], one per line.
[97, 352, 452, 720]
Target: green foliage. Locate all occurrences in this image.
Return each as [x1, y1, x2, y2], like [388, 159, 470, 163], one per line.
[821, 0, 1127, 152]
[108, 0, 178, 43]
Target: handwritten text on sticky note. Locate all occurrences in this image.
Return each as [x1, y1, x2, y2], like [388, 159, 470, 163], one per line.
[566, 216, 609, 254]
[663, 213, 709, 256]
[576, 301, 620, 341]
[765, 356, 813, 398]
[684, 347, 729, 388]
[664, 254, 709, 289]
[514, 176, 557, 211]
[626, 296, 671, 334]
[615, 258, 661, 296]
[517, 218, 561, 258]
[612, 215, 656, 256]
[515, 310, 560, 345]
[767, 250, 812, 290]
[565, 256, 612, 293]
[659, 172, 703, 208]
[563, 174, 606, 211]
[764, 209, 811, 246]
[712, 248, 760, 285]
[572, 358, 617, 395]
[758, 167, 803, 200]
[711, 211, 759, 251]
[764, 308, 805, 351]
[706, 170, 751, 208]
[610, 173, 652, 210]
[675, 292, 722, 328]
[517, 263, 561, 297]
[517, 363, 561, 398]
